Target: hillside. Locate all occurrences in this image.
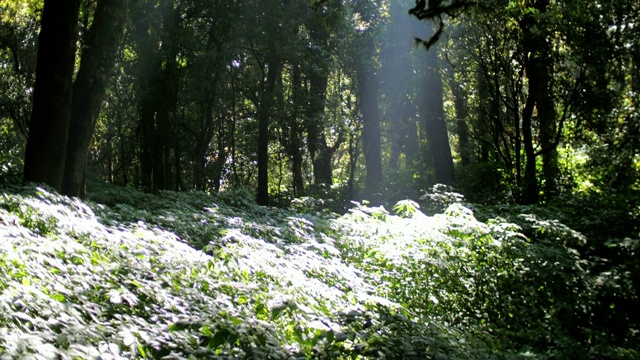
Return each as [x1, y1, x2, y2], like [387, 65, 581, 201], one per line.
[0, 184, 637, 359]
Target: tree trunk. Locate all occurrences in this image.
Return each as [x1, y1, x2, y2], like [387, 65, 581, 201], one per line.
[135, 0, 180, 190]
[156, 0, 180, 190]
[134, 4, 160, 189]
[256, 54, 282, 206]
[23, 0, 81, 191]
[521, 48, 540, 204]
[193, 28, 225, 191]
[521, 84, 538, 204]
[139, 85, 157, 189]
[194, 89, 214, 191]
[531, 0, 558, 197]
[476, 70, 493, 163]
[403, 105, 420, 168]
[508, 84, 522, 185]
[519, 0, 556, 203]
[420, 45, 455, 186]
[290, 63, 305, 194]
[388, 108, 402, 169]
[306, 13, 334, 186]
[447, 67, 470, 166]
[211, 118, 229, 192]
[307, 67, 332, 186]
[347, 128, 361, 200]
[62, 0, 128, 198]
[538, 78, 558, 196]
[358, 66, 383, 191]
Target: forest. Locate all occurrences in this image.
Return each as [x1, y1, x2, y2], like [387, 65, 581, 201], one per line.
[0, 0, 638, 358]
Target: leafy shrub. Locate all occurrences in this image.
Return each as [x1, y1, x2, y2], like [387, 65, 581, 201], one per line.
[419, 184, 465, 215]
[0, 183, 637, 359]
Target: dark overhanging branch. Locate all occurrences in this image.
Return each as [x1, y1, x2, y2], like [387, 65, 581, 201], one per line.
[408, 0, 479, 50]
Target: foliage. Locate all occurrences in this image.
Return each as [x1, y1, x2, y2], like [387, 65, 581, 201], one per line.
[0, 145, 22, 186]
[473, 188, 640, 356]
[0, 183, 637, 359]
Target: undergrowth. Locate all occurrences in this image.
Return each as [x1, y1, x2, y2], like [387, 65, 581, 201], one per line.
[0, 183, 637, 359]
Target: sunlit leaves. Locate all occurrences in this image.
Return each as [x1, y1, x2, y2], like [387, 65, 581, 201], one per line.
[0, 0, 42, 24]
[393, 199, 420, 218]
[0, 183, 637, 358]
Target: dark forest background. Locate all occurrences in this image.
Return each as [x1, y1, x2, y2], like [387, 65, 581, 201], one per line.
[3, 0, 638, 206]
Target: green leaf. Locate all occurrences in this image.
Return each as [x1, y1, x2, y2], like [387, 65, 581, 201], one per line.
[326, 330, 335, 344]
[137, 344, 147, 358]
[209, 329, 229, 349]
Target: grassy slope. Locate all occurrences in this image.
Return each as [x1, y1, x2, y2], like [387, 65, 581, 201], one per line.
[0, 184, 637, 359]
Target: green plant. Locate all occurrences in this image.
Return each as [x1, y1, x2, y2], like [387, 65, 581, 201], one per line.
[393, 199, 420, 218]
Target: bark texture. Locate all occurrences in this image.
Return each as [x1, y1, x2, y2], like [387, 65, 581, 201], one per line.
[63, 0, 129, 198]
[420, 45, 455, 186]
[358, 67, 383, 191]
[256, 54, 281, 206]
[23, 0, 81, 191]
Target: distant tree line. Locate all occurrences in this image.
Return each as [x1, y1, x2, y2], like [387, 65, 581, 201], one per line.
[1, 0, 638, 204]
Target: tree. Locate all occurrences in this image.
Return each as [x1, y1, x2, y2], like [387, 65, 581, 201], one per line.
[62, 0, 129, 198]
[256, 53, 282, 206]
[305, 9, 334, 186]
[445, 58, 471, 166]
[23, 0, 80, 191]
[355, 1, 383, 192]
[419, 39, 455, 185]
[380, 1, 420, 171]
[133, 0, 182, 191]
[358, 63, 383, 191]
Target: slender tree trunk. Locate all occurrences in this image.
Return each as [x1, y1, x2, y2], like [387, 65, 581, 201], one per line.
[193, 32, 224, 191]
[521, 86, 538, 204]
[135, 0, 180, 191]
[383, 112, 401, 168]
[148, 0, 180, 191]
[447, 68, 470, 166]
[290, 63, 305, 194]
[420, 45, 455, 185]
[23, 0, 81, 191]
[134, 7, 160, 189]
[211, 120, 229, 192]
[521, 44, 540, 204]
[62, 0, 128, 198]
[403, 105, 420, 168]
[139, 87, 157, 189]
[536, 70, 557, 197]
[158, 1, 180, 190]
[194, 90, 214, 191]
[119, 124, 129, 186]
[509, 85, 522, 185]
[538, 78, 558, 196]
[358, 66, 383, 191]
[306, 13, 334, 186]
[531, 0, 558, 197]
[230, 74, 240, 186]
[476, 71, 492, 163]
[175, 139, 183, 191]
[256, 54, 282, 206]
[307, 68, 332, 185]
[519, 0, 555, 203]
[347, 127, 360, 200]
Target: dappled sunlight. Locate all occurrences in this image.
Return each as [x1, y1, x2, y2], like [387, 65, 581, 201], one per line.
[0, 178, 638, 358]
